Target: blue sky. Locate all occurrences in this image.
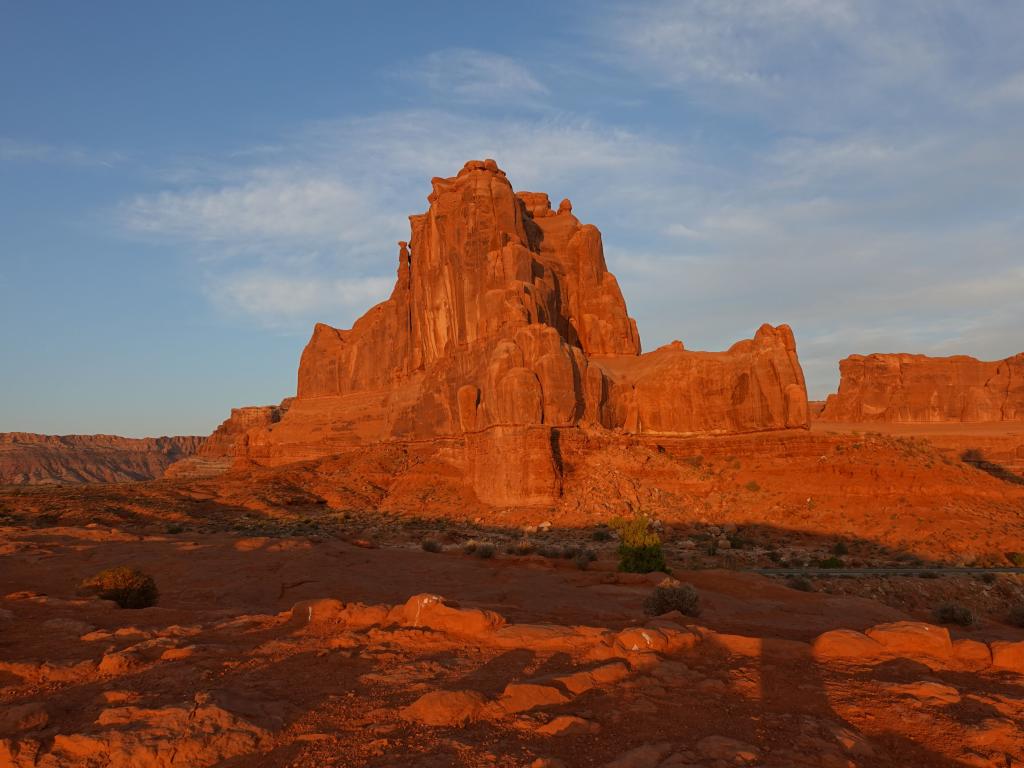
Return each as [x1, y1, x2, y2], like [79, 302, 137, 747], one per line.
[2, 1, 1023, 437]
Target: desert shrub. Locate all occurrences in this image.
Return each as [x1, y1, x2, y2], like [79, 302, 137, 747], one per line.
[81, 567, 158, 609]
[610, 515, 667, 574]
[506, 540, 534, 556]
[817, 556, 843, 569]
[561, 546, 579, 560]
[745, 481, 761, 492]
[475, 543, 496, 559]
[462, 540, 478, 555]
[644, 584, 700, 617]
[421, 539, 442, 553]
[592, 528, 613, 542]
[574, 549, 597, 570]
[1007, 605, 1024, 628]
[787, 576, 813, 592]
[832, 541, 849, 556]
[165, 523, 185, 535]
[1005, 551, 1024, 567]
[538, 546, 563, 559]
[962, 448, 985, 463]
[934, 602, 974, 627]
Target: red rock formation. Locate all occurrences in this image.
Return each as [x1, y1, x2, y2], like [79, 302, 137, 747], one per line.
[236, 160, 809, 505]
[198, 404, 290, 458]
[821, 353, 1024, 423]
[0, 433, 202, 485]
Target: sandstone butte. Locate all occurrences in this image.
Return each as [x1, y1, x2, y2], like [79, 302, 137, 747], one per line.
[821, 352, 1024, 423]
[200, 160, 810, 506]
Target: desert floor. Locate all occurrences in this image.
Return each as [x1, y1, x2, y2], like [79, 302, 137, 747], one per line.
[2, 421, 1024, 767]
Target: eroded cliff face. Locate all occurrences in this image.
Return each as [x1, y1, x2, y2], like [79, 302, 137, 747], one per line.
[0, 433, 202, 485]
[235, 160, 809, 505]
[821, 353, 1024, 423]
[198, 404, 290, 458]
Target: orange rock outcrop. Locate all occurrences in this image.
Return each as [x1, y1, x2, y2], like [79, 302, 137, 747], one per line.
[821, 353, 1024, 423]
[198, 404, 290, 458]
[232, 160, 808, 505]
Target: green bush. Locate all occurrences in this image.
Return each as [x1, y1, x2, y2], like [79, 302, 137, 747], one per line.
[817, 556, 844, 569]
[934, 602, 974, 627]
[506, 540, 534, 556]
[1007, 605, 1024, 628]
[832, 541, 849, 556]
[574, 549, 597, 570]
[644, 584, 699, 617]
[475, 543, 496, 559]
[462, 540, 478, 554]
[1005, 551, 1024, 567]
[592, 528, 613, 542]
[611, 515, 667, 573]
[745, 481, 761, 492]
[421, 539, 442, 553]
[786, 576, 813, 592]
[81, 567, 158, 609]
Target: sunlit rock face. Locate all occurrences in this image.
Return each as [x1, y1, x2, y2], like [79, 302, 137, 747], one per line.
[822, 353, 1024, 423]
[228, 160, 809, 505]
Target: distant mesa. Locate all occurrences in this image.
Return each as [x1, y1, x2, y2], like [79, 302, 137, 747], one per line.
[188, 159, 811, 505]
[0, 433, 202, 485]
[821, 352, 1024, 423]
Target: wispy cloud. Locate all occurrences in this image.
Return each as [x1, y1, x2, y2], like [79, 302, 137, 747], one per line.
[0, 137, 123, 167]
[118, 110, 677, 330]
[594, 1, 1024, 129]
[403, 48, 548, 106]
[113, 18, 1024, 395]
[205, 271, 394, 327]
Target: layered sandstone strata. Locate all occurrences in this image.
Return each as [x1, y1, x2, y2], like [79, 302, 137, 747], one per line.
[198, 404, 290, 458]
[821, 353, 1024, 423]
[236, 160, 809, 504]
[0, 433, 202, 485]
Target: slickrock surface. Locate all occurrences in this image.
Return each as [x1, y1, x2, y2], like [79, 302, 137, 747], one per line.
[229, 160, 809, 505]
[821, 352, 1024, 423]
[0, 433, 202, 485]
[0, 523, 1021, 767]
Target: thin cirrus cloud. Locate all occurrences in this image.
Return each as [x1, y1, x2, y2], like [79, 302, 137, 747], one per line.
[117, 110, 678, 331]
[205, 272, 395, 324]
[0, 137, 124, 167]
[593, 1, 1024, 128]
[403, 48, 549, 105]
[114, 6, 1024, 396]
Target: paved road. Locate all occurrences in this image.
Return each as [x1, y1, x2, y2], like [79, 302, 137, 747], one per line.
[746, 567, 1024, 577]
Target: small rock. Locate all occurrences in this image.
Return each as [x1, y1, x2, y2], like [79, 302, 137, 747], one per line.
[696, 735, 759, 763]
[399, 690, 486, 726]
[499, 683, 569, 714]
[602, 742, 672, 768]
[536, 715, 599, 736]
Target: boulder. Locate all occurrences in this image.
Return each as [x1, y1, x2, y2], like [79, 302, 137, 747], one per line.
[952, 638, 992, 670]
[400, 690, 486, 726]
[989, 640, 1024, 673]
[812, 629, 885, 660]
[864, 621, 952, 659]
[390, 594, 505, 637]
[497, 683, 569, 714]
